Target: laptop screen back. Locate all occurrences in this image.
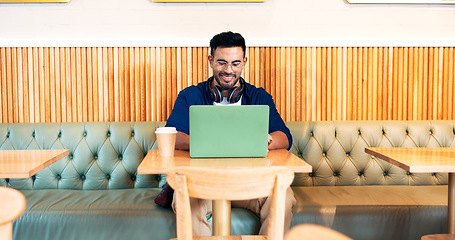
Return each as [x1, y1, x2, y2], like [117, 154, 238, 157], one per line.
[189, 105, 269, 158]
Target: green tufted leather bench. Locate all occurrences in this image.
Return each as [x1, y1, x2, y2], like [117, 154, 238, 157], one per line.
[288, 120, 453, 240]
[0, 122, 176, 240]
[0, 120, 454, 240]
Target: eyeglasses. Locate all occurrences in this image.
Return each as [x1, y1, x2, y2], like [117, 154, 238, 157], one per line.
[214, 60, 244, 70]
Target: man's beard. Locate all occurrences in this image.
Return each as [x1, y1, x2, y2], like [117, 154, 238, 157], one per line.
[214, 73, 239, 91]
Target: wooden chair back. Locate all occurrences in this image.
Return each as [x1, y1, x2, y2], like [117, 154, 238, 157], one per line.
[285, 224, 353, 240]
[166, 166, 295, 240]
[0, 187, 26, 240]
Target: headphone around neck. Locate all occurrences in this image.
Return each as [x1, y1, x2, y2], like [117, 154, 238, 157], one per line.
[207, 77, 245, 103]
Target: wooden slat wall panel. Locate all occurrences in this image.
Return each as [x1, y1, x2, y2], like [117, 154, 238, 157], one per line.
[1, 47, 454, 123]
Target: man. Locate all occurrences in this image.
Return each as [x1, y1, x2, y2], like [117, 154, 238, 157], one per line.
[165, 31, 296, 236]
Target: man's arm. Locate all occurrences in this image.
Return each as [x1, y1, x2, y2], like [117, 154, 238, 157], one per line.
[268, 130, 289, 150]
[248, 87, 292, 150]
[175, 131, 190, 150]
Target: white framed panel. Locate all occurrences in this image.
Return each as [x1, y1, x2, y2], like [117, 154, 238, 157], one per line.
[0, 0, 70, 2]
[347, 0, 455, 3]
[153, 0, 265, 2]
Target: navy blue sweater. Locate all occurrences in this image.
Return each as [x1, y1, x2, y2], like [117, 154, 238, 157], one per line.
[165, 79, 292, 150]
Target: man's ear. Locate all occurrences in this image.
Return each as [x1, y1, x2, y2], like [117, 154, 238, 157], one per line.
[208, 55, 213, 68]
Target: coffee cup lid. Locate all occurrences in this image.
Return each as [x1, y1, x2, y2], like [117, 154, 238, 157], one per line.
[155, 127, 177, 134]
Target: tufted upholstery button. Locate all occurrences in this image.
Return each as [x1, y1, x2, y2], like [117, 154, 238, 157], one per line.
[83, 132, 87, 137]
[6, 132, 9, 138]
[406, 172, 412, 176]
[333, 172, 339, 177]
[118, 155, 123, 160]
[383, 172, 388, 176]
[56, 174, 61, 180]
[429, 130, 433, 134]
[58, 132, 62, 138]
[94, 154, 98, 160]
[431, 173, 436, 176]
[80, 175, 86, 180]
[32, 131, 36, 138]
[382, 129, 385, 135]
[405, 129, 409, 135]
[308, 173, 314, 177]
[107, 131, 111, 137]
[5, 178, 9, 183]
[31, 175, 36, 181]
[322, 152, 326, 157]
[131, 175, 136, 181]
[131, 131, 135, 137]
[346, 152, 350, 157]
[105, 174, 111, 180]
[69, 154, 73, 160]
[358, 172, 363, 176]
[358, 130, 361, 135]
[310, 132, 314, 137]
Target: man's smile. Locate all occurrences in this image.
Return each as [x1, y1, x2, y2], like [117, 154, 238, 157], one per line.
[220, 73, 236, 82]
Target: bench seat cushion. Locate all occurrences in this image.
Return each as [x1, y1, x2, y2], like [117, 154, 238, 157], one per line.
[14, 185, 449, 240]
[15, 189, 176, 240]
[15, 188, 261, 240]
[292, 185, 448, 240]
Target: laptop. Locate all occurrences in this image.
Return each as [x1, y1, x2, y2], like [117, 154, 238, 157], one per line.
[189, 105, 269, 158]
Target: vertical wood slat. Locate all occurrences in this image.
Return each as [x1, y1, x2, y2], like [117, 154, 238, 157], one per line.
[12, 48, 18, 123]
[0, 48, 5, 123]
[449, 48, 454, 120]
[360, 47, 365, 120]
[0, 47, 455, 123]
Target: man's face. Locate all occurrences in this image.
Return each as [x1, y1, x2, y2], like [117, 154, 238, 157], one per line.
[208, 46, 247, 92]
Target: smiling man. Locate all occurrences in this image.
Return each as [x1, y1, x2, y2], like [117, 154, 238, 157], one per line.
[163, 31, 295, 237]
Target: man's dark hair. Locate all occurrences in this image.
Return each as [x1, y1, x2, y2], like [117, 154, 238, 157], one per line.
[210, 31, 246, 57]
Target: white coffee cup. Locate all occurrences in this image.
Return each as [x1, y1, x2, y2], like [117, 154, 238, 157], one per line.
[155, 127, 177, 157]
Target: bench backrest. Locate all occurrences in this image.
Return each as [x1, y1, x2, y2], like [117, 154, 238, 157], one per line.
[0, 122, 166, 190]
[288, 120, 455, 186]
[2, 120, 454, 190]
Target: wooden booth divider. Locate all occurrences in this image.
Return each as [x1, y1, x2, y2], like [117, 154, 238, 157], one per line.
[1, 47, 454, 123]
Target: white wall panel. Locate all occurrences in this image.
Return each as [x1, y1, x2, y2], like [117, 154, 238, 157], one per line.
[0, 0, 454, 46]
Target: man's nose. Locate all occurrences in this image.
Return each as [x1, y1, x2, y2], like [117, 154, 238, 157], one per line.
[224, 64, 234, 73]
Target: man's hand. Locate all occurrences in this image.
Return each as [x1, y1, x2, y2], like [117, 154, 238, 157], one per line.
[268, 131, 289, 150]
[174, 130, 288, 151]
[175, 131, 190, 150]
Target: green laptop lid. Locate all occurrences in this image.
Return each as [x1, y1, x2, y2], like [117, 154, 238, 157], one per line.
[189, 105, 269, 158]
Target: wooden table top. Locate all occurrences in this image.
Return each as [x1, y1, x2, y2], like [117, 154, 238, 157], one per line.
[137, 149, 312, 174]
[365, 147, 455, 173]
[0, 149, 70, 178]
[421, 234, 455, 240]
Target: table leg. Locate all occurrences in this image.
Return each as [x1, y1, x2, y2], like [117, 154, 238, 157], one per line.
[449, 173, 455, 234]
[0, 223, 13, 240]
[212, 200, 231, 236]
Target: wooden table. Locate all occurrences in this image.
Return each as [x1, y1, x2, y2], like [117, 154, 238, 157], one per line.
[137, 149, 312, 236]
[365, 147, 455, 236]
[0, 149, 70, 178]
[0, 149, 69, 239]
